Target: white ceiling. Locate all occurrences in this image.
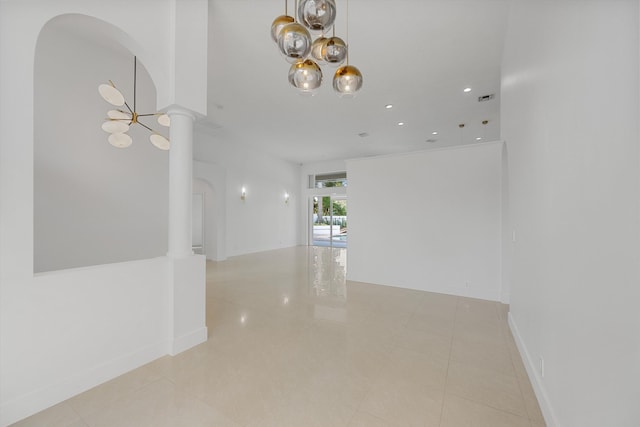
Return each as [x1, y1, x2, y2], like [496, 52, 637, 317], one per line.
[203, 0, 510, 165]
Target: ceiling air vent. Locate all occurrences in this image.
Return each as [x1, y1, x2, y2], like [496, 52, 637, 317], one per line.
[478, 94, 495, 102]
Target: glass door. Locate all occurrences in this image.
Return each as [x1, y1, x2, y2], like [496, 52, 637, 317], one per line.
[311, 195, 347, 248]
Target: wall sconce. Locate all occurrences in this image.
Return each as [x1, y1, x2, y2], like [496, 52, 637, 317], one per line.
[284, 192, 290, 204]
[241, 186, 246, 201]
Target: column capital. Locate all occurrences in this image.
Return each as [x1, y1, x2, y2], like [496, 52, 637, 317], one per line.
[165, 105, 197, 121]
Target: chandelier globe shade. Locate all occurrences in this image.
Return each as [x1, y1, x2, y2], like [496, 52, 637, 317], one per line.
[107, 109, 131, 120]
[277, 22, 312, 63]
[108, 133, 133, 148]
[157, 113, 170, 127]
[297, 0, 336, 32]
[150, 134, 170, 150]
[270, 15, 295, 42]
[333, 64, 363, 97]
[98, 84, 125, 106]
[310, 36, 328, 63]
[322, 36, 347, 67]
[101, 120, 130, 134]
[288, 59, 323, 94]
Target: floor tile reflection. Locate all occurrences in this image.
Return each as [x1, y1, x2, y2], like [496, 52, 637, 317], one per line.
[13, 246, 545, 427]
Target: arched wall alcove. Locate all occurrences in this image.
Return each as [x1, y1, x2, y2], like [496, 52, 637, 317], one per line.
[2, 7, 207, 425]
[34, 14, 169, 273]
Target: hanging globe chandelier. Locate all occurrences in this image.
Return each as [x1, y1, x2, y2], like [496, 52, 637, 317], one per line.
[270, 0, 363, 97]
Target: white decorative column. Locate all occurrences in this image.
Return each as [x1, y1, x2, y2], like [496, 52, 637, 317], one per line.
[167, 107, 195, 259]
[165, 106, 207, 355]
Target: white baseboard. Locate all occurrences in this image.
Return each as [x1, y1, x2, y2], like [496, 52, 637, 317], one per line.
[170, 326, 208, 356]
[508, 312, 560, 427]
[0, 340, 167, 427]
[345, 277, 502, 302]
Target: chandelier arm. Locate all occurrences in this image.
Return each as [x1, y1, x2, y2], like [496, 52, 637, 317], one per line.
[123, 101, 134, 115]
[133, 56, 137, 113]
[136, 121, 157, 133]
[136, 113, 160, 117]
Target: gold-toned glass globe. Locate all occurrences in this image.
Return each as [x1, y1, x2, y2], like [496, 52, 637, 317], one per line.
[277, 23, 312, 63]
[270, 15, 295, 42]
[288, 59, 323, 94]
[333, 65, 363, 97]
[322, 36, 347, 67]
[297, 0, 336, 32]
[310, 36, 328, 63]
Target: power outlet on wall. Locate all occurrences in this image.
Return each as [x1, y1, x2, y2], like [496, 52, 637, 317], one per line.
[539, 356, 545, 378]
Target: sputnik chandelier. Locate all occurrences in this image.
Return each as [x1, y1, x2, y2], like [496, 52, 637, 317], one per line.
[271, 0, 363, 96]
[98, 56, 171, 150]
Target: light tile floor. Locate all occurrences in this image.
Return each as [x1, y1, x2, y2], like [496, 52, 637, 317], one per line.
[13, 246, 546, 427]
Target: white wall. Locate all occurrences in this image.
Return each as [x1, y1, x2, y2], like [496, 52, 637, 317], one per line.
[194, 129, 300, 258]
[0, 4, 208, 425]
[346, 142, 503, 300]
[502, 2, 640, 426]
[34, 22, 168, 273]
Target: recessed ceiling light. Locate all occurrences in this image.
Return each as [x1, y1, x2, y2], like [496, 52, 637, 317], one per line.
[397, 122, 404, 126]
[476, 137, 482, 141]
[464, 87, 472, 93]
[432, 131, 438, 135]
[385, 104, 393, 109]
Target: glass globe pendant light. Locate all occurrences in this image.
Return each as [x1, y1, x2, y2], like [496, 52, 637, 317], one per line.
[271, 15, 295, 42]
[297, 0, 336, 32]
[331, 0, 362, 97]
[270, 0, 363, 96]
[277, 22, 312, 63]
[310, 35, 328, 64]
[288, 59, 323, 94]
[271, 0, 295, 42]
[322, 36, 347, 67]
[333, 64, 362, 97]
